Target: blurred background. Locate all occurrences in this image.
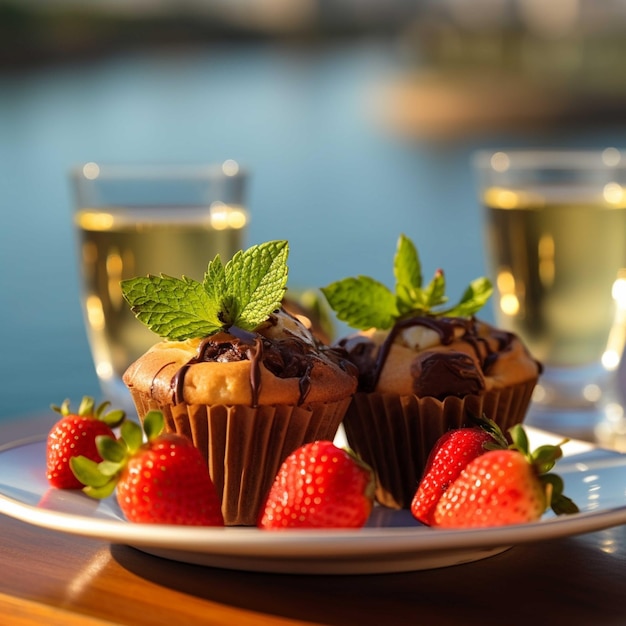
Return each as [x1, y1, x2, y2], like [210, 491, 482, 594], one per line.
[3, 0, 626, 420]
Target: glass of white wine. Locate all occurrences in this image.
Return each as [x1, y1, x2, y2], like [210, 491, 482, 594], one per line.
[473, 148, 626, 442]
[70, 161, 249, 415]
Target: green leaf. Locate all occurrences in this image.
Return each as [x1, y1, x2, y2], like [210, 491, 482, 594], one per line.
[121, 240, 289, 340]
[532, 444, 563, 474]
[394, 234, 422, 306]
[121, 420, 145, 453]
[321, 234, 493, 331]
[83, 480, 118, 500]
[97, 460, 123, 477]
[72, 416, 176, 502]
[77, 396, 95, 417]
[100, 409, 126, 429]
[505, 426, 579, 517]
[469, 413, 509, 449]
[508, 424, 530, 457]
[442, 277, 494, 318]
[422, 269, 447, 310]
[542, 473, 579, 515]
[95, 435, 126, 463]
[94, 400, 110, 419]
[321, 277, 398, 330]
[551, 493, 580, 515]
[121, 274, 223, 340]
[224, 240, 289, 330]
[70, 456, 111, 488]
[203, 254, 228, 305]
[51, 398, 71, 417]
[142, 410, 164, 442]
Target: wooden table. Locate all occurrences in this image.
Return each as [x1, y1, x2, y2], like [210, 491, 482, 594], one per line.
[2, 413, 626, 626]
[2, 513, 626, 626]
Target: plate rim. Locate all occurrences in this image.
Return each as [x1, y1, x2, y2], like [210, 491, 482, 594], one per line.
[2, 414, 626, 568]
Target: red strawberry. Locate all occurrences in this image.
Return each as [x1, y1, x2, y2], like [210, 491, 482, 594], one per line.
[411, 427, 499, 525]
[258, 441, 375, 530]
[432, 424, 579, 528]
[411, 416, 509, 525]
[46, 397, 125, 489]
[71, 410, 224, 526]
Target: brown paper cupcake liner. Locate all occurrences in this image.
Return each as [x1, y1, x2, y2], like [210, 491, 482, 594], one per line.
[341, 379, 537, 510]
[128, 392, 351, 526]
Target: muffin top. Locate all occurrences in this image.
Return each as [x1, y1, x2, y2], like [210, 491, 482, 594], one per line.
[321, 234, 541, 399]
[123, 307, 357, 406]
[336, 316, 540, 397]
[120, 240, 357, 407]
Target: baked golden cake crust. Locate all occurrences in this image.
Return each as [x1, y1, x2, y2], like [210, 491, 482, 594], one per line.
[338, 317, 540, 396]
[123, 308, 357, 408]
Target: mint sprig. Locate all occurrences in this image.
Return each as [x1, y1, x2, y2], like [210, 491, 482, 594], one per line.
[321, 234, 493, 331]
[120, 240, 289, 340]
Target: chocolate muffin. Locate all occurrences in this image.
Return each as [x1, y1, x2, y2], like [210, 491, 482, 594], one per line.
[337, 317, 540, 508]
[322, 234, 541, 509]
[123, 307, 357, 525]
[121, 240, 357, 525]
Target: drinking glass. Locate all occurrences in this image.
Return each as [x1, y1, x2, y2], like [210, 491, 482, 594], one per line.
[70, 161, 249, 414]
[472, 148, 626, 439]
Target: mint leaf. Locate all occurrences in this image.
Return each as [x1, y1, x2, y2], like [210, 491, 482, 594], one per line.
[224, 240, 289, 330]
[321, 233, 493, 330]
[121, 240, 289, 340]
[441, 277, 493, 318]
[321, 276, 398, 330]
[394, 234, 422, 312]
[121, 275, 223, 340]
[422, 268, 447, 310]
[203, 254, 228, 305]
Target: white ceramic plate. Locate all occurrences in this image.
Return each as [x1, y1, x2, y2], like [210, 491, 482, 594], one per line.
[1, 413, 626, 575]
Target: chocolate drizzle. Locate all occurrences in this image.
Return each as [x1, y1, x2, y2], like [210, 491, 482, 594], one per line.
[339, 316, 521, 394]
[169, 315, 354, 408]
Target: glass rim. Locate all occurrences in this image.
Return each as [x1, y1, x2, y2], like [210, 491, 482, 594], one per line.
[472, 148, 626, 171]
[70, 160, 247, 181]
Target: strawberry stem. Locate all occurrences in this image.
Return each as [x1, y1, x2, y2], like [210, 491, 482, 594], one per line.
[70, 412, 166, 501]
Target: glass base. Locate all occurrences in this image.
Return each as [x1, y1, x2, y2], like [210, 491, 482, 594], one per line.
[524, 362, 626, 443]
[525, 403, 604, 442]
[531, 362, 614, 411]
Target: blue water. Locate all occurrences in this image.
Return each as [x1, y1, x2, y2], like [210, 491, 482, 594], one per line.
[2, 39, 625, 421]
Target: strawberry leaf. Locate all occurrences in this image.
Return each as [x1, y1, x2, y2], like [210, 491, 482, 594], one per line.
[507, 425, 579, 518]
[96, 435, 126, 464]
[121, 420, 145, 452]
[542, 473, 580, 515]
[508, 424, 530, 457]
[77, 396, 95, 417]
[69, 411, 175, 503]
[70, 456, 111, 488]
[100, 409, 126, 428]
[97, 460, 123, 477]
[142, 410, 164, 442]
[469, 414, 509, 449]
[551, 492, 580, 515]
[532, 444, 564, 474]
[83, 480, 117, 500]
